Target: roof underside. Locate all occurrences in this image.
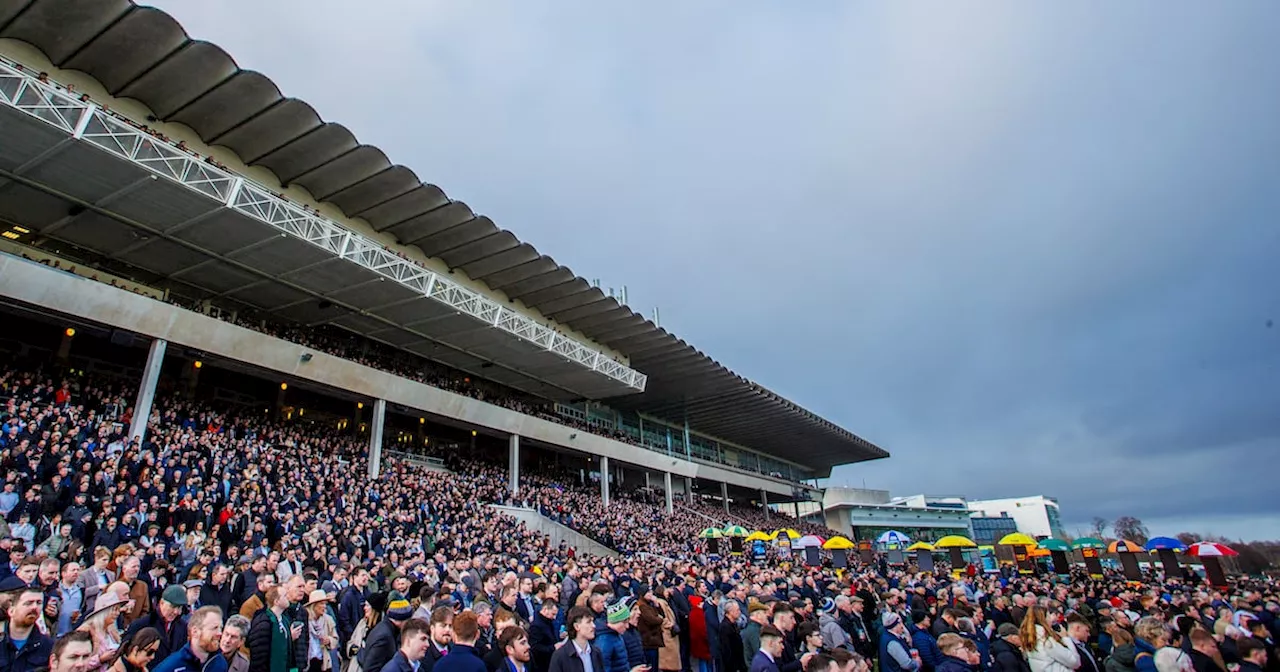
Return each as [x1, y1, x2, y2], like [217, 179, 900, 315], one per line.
[0, 0, 888, 471]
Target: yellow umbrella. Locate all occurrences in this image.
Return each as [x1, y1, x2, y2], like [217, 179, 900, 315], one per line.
[998, 533, 1038, 547]
[745, 531, 772, 542]
[771, 529, 801, 540]
[822, 537, 856, 550]
[906, 542, 936, 552]
[934, 535, 977, 548]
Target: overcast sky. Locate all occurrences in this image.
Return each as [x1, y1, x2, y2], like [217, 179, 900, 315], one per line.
[149, 1, 1280, 540]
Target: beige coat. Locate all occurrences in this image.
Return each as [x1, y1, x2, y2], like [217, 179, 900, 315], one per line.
[655, 597, 682, 672]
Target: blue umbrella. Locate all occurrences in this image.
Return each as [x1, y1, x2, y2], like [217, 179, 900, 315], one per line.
[877, 530, 911, 546]
[1144, 536, 1188, 552]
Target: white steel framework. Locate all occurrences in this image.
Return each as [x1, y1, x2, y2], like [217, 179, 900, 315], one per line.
[0, 58, 646, 391]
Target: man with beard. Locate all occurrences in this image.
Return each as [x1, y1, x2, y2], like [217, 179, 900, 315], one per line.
[152, 606, 228, 672]
[501, 626, 533, 672]
[1, 585, 54, 672]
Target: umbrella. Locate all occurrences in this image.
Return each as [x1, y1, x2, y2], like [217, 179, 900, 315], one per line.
[1144, 537, 1188, 552]
[1108, 540, 1144, 554]
[699, 527, 724, 539]
[772, 529, 801, 540]
[1187, 542, 1238, 557]
[877, 531, 911, 546]
[934, 535, 977, 548]
[906, 542, 936, 552]
[1071, 537, 1107, 550]
[745, 531, 772, 542]
[722, 526, 748, 538]
[795, 535, 826, 549]
[823, 537, 856, 550]
[998, 533, 1038, 547]
[1038, 539, 1071, 552]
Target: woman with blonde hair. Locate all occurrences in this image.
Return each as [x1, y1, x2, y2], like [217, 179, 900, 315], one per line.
[1021, 605, 1080, 672]
[1133, 618, 1168, 672]
[303, 590, 339, 672]
[78, 590, 130, 671]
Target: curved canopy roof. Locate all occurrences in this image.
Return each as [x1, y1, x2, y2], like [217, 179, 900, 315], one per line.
[0, 0, 887, 471]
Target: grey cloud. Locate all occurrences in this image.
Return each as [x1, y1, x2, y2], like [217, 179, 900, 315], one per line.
[150, 1, 1280, 536]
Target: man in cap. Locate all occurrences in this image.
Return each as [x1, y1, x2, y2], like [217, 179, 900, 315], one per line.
[743, 601, 770, 663]
[126, 584, 191, 663]
[878, 613, 920, 672]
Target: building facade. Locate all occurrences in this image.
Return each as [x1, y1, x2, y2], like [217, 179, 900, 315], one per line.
[967, 496, 1066, 540]
[823, 487, 973, 543]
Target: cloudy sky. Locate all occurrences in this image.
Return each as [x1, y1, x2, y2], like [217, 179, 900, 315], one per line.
[150, 1, 1280, 540]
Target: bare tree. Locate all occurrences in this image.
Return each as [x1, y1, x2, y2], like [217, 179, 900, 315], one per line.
[1090, 517, 1110, 539]
[1176, 532, 1202, 546]
[1113, 516, 1150, 545]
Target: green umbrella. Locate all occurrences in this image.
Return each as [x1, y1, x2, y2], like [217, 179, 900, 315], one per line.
[1071, 537, 1106, 550]
[1038, 539, 1071, 552]
[699, 527, 724, 539]
[722, 525, 749, 537]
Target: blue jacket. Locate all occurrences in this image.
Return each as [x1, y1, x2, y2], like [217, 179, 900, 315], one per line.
[1134, 639, 1158, 672]
[962, 632, 990, 670]
[623, 627, 646, 667]
[880, 631, 920, 672]
[152, 643, 231, 672]
[749, 651, 781, 672]
[432, 644, 488, 672]
[911, 626, 943, 672]
[935, 656, 972, 672]
[597, 628, 632, 672]
[381, 652, 417, 672]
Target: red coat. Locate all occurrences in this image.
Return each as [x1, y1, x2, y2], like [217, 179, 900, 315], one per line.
[689, 595, 710, 661]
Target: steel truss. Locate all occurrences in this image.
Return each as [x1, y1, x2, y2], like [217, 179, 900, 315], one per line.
[0, 59, 646, 391]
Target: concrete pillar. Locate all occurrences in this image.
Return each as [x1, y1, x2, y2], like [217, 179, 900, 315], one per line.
[794, 501, 801, 520]
[508, 434, 520, 495]
[664, 472, 673, 515]
[644, 472, 651, 489]
[721, 481, 730, 515]
[761, 489, 769, 510]
[600, 456, 610, 507]
[368, 399, 386, 479]
[57, 328, 73, 362]
[128, 338, 166, 445]
[685, 477, 694, 505]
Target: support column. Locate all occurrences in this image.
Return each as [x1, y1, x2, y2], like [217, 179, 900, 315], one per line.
[761, 489, 769, 511]
[509, 435, 520, 495]
[721, 482, 730, 515]
[644, 472, 651, 489]
[367, 399, 386, 480]
[600, 456, 610, 507]
[664, 472, 673, 514]
[128, 338, 166, 445]
[794, 501, 801, 520]
[685, 477, 694, 505]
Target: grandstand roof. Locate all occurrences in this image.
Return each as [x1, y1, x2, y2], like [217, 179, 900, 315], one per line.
[0, 0, 887, 472]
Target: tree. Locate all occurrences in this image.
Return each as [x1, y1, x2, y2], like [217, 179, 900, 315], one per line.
[1090, 517, 1110, 539]
[1176, 532, 1203, 546]
[1113, 516, 1149, 545]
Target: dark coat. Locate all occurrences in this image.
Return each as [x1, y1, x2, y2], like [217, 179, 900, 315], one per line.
[991, 638, 1030, 672]
[358, 619, 402, 672]
[247, 609, 292, 672]
[549, 641, 606, 672]
[530, 613, 559, 672]
[433, 645, 489, 672]
[749, 651, 781, 672]
[0, 627, 54, 672]
[719, 618, 747, 672]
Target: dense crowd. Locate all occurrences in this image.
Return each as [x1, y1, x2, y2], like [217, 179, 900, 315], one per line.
[1, 358, 1277, 672]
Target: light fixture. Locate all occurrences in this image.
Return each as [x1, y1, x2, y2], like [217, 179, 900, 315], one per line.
[299, 408, 304, 416]
[193, 360, 202, 369]
[357, 402, 364, 409]
[471, 430, 477, 437]
[419, 417, 425, 424]
[65, 328, 75, 337]
[2, 231, 20, 240]
[12, 226, 29, 234]
[280, 383, 288, 391]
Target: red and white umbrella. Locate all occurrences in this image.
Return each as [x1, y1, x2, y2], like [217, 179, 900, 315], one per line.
[1187, 541, 1238, 557]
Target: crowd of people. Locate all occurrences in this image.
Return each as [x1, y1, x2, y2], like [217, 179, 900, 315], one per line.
[0, 358, 1277, 672]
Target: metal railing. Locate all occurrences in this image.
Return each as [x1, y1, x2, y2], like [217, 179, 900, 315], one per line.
[0, 57, 645, 391]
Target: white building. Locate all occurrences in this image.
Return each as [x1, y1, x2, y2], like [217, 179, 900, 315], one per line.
[822, 487, 974, 543]
[967, 496, 1066, 540]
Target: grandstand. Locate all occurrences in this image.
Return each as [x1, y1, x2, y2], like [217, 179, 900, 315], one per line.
[0, 0, 886, 524]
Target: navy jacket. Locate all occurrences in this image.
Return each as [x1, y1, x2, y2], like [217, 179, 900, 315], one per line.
[433, 644, 489, 672]
[0, 628, 54, 672]
[749, 651, 781, 672]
